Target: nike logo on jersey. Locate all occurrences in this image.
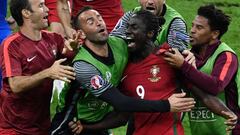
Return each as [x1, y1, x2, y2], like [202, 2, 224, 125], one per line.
[27, 55, 37, 62]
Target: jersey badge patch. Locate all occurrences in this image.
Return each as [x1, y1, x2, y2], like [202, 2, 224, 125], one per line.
[90, 75, 104, 90]
[105, 71, 112, 82]
[148, 65, 161, 82]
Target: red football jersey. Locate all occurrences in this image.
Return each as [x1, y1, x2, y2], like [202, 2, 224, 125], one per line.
[121, 53, 184, 135]
[0, 31, 64, 135]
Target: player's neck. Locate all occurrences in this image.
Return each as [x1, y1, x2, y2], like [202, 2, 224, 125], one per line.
[193, 40, 218, 56]
[85, 40, 109, 57]
[20, 25, 42, 41]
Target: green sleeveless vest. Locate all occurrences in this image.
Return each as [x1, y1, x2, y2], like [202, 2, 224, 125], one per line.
[133, 5, 185, 46]
[188, 42, 240, 135]
[58, 36, 128, 123]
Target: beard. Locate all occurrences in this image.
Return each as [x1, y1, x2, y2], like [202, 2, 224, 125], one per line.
[87, 34, 108, 45]
[89, 39, 108, 46]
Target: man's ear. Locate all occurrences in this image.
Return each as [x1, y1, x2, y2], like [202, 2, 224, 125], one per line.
[212, 30, 220, 40]
[78, 29, 86, 40]
[22, 9, 31, 18]
[147, 31, 154, 39]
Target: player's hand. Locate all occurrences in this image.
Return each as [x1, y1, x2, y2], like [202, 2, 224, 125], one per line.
[68, 118, 83, 135]
[221, 111, 237, 132]
[62, 32, 81, 54]
[163, 48, 185, 69]
[182, 49, 196, 68]
[168, 92, 195, 112]
[47, 58, 75, 82]
[65, 26, 77, 39]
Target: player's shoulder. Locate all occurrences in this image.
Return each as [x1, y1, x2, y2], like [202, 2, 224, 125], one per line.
[2, 32, 23, 48]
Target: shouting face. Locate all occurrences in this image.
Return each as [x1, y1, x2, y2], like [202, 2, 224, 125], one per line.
[138, 0, 165, 16]
[78, 9, 108, 45]
[28, 0, 49, 29]
[126, 16, 148, 52]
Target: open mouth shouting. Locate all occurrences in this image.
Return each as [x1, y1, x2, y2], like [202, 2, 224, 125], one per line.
[98, 27, 108, 36]
[43, 14, 48, 23]
[98, 28, 105, 33]
[126, 36, 136, 48]
[145, 6, 156, 14]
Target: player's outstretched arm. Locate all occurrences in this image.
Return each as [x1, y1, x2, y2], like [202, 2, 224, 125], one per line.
[67, 92, 196, 134]
[99, 87, 195, 113]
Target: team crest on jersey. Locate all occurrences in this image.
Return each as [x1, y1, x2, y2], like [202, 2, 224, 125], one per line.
[90, 75, 104, 90]
[148, 65, 161, 82]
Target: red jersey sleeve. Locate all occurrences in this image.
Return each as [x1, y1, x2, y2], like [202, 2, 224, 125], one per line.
[181, 51, 238, 95]
[1, 33, 22, 78]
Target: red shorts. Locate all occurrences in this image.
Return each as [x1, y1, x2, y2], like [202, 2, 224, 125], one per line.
[45, 0, 61, 23]
[0, 128, 18, 135]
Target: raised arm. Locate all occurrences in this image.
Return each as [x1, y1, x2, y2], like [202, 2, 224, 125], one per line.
[57, 0, 76, 38]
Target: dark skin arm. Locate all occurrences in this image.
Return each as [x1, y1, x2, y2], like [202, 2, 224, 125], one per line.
[83, 112, 130, 130]
[68, 112, 130, 134]
[190, 85, 237, 132]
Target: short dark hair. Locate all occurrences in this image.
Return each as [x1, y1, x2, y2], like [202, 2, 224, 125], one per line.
[198, 4, 231, 39]
[73, 6, 93, 30]
[10, 0, 33, 26]
[134, 10, 165, 41]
